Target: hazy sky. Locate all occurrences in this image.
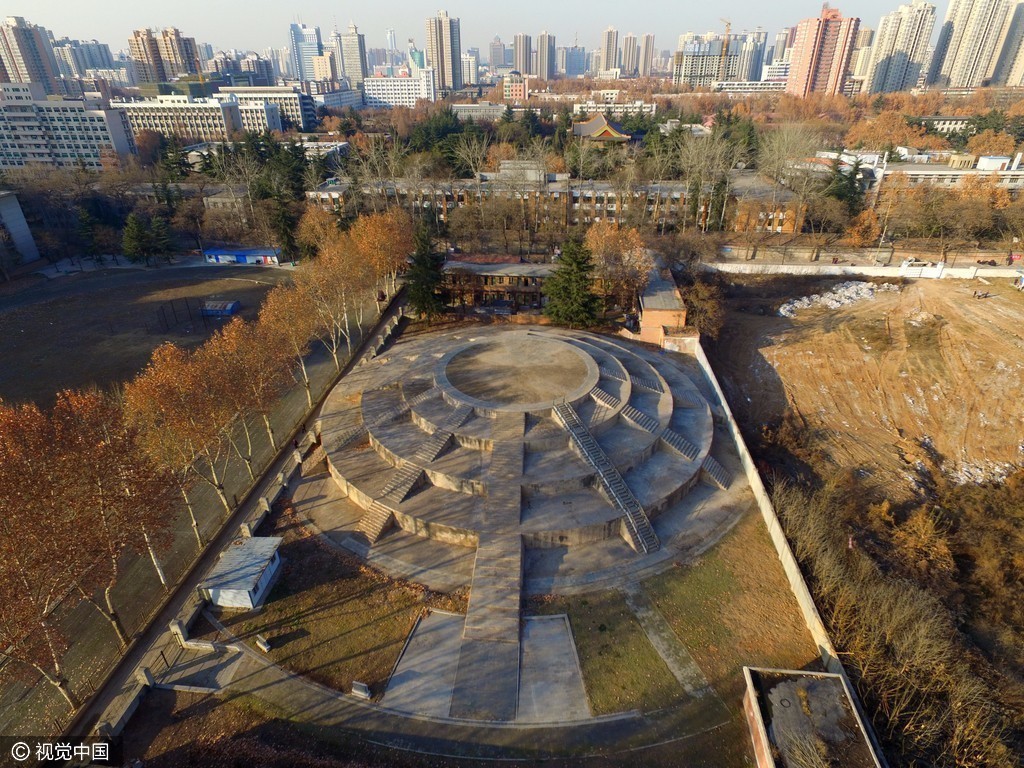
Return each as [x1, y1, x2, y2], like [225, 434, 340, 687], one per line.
[9, 0, 948, 55]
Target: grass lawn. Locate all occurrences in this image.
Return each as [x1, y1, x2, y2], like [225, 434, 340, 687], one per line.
[207, 499, 467, 696]
[528, 591, 681, 715]
[643, 510, 820, 707]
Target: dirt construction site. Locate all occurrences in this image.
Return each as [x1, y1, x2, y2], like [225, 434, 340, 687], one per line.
[710, 276, 1024, 496]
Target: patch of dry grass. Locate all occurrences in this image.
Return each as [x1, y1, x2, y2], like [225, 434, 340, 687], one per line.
[210, 500, 466, 696]
[528, 591, 681, 715]
[643, 511, 820, 705]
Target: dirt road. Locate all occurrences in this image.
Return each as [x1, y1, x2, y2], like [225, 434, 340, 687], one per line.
[711, 278, 1024, 497]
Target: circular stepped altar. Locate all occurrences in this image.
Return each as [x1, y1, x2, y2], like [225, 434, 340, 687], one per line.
[319, 327, 717, 553]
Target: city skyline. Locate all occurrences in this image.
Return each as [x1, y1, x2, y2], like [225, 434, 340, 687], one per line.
[6, 0, 955, 56]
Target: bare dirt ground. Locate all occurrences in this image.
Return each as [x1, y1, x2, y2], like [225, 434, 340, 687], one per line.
[0, 272, 283, 405]
[711, 277, 1024, 497]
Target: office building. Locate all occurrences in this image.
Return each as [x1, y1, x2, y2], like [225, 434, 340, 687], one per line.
[424, 10, 462, 93]
[0, 17, 65, 96]
[490, 36, 506, 67]
[461, 52, 479, 85]
[559, 45, 587, 77]
[928, 0, 1012, 87]
[288, 23, 323, 82]
[537, 32, 556, 80]
[621, 34, 639, 76]
[639, 34, 656, 77]
[600, 27, 619, 71]
[363, 69, 436, 108]
[503, 70, 530, 101]
[0, 82, 135, 168]
[311, 52, 338, 85]
[514, 33, 532, 75]
[217, 86, 316, 131]
[865, 0, 936, 92]
[341, 23, 368, 88]
[786, 7, 860, 96]
[119, 95, 244, 142]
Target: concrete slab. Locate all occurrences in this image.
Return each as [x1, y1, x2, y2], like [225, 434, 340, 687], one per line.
[382, 611, 463, 717]
[449, 637, 520, 721]
[154, 645, 244, 693]
[517, 616, 591, 723]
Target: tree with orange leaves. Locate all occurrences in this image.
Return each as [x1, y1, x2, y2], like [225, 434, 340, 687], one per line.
[0, 400, 83, 711]
[348, 208, 415, 296]
[124, 343, 232, 531]
[845, 111, 948, 151]
[584, 221, 653, 312]
[53, 390, 176, 644]
[258, 285, 318, 408]
[966, 129, 1017, 157]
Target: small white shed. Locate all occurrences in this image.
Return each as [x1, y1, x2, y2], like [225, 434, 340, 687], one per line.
[200, 537, 283, 610]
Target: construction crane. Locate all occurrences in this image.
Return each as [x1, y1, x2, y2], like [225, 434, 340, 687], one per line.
[718, 18, 731, 82]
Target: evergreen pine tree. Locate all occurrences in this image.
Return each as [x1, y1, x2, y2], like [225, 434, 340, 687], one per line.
[543, 237, 600, 328]
[121, 213, 151, 264]
[150, 216, 172, 262]
[406, 227, 444, 321]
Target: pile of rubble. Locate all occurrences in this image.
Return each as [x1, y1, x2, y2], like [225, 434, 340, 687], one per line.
[779, 281, 900, 317]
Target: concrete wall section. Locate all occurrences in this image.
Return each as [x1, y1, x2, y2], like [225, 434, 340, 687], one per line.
[703, 261, 1021, 280]
[0, 191, 39, 263]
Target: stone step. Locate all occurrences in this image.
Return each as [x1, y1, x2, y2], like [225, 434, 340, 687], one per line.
[620, 404, 659, 433]
[300, 443, 328, 477]
[674, 389, 703, 409]
[354, 500, 394, 544]
[630, 374, 664, 393]
[661, 428, 700, 461]
[334, 426, 368, 450]
[552, 402, 660, 555]
[701, 455, 731, 490]
[589, 386, 621, 410]
[412, 403, 474, 464]
[599, 363, 628, 382]
[379, 463, 423, 504]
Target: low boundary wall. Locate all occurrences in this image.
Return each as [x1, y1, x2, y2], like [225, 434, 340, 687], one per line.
[703, 260, 1020, 280]
[691, 343, 889, 766]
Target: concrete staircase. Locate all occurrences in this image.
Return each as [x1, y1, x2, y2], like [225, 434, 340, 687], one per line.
[300, 443, 327, 477]
[620, 404, 659, 433]
[599, 363, 628, 381]
[353, 499, 395, 545]
[552, 402, 660, 555]
[701, 455, 731, 489]
[661, 428, 701, 461]
[413, 403, 473, 464]
[332, 386, 440, 452]
[589, 386, 620, 410]
[673, 389, 704, 409]
[630, 373, 664, 393]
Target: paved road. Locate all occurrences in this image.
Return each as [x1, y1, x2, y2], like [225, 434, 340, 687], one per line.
[0, 263, 293, 313]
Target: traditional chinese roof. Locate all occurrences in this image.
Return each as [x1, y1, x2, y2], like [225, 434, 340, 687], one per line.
[571, 114, 630, 142]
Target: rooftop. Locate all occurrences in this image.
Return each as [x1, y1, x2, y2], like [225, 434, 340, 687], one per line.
[444, 261, 554, 278]
[201, 537, 282, 594]
[641, 271, 685, 313]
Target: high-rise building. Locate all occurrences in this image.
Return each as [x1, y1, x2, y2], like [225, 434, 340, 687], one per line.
[424, 10, 462, 93]
[559, 45, 587, 77]
[537, 32, 556, 80]
[490, 36, 506, 68]
[461, 52, 479, 84]
[600, 27, 619, 71]
[514, 33, 532, 74]
[672, 38, 744, 87]
[621, 33, 639, 76]
[928, 0, 1021, 87]
[128, 27, 199, 84]
[786, 7, 860, 96]
[738, 30, 768, 81]
[639, 34, 656, 76]
[386, 28, 398, 56]
[51, 38, 115, 79]
[0, 17, 65, 95]
[311, 52, 338, 84]
[288, 23, 322, 82]
[992, 2, 1024, 84]
[341, 23, 368, 88]
[327, 29, 344, 77]
[865, 0, 936, 92]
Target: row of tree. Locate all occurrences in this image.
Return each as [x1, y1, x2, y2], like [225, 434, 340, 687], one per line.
[0, 208, 412, 714]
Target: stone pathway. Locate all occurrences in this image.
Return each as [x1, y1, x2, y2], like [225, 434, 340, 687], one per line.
[621, 582, 722, 706]
[449, 413, 525, 721]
